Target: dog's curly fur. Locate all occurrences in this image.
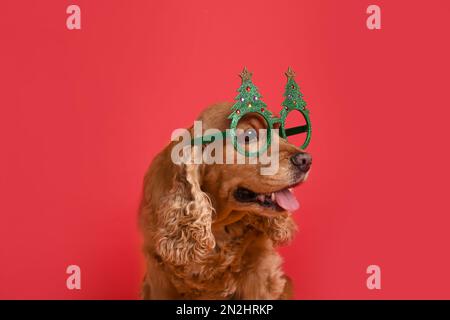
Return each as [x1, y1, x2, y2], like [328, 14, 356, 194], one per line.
[139, 102, 310, 299]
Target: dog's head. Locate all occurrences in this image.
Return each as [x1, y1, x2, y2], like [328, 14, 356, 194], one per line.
[198, 103, 312, 221]
[140, 102, 311, 265]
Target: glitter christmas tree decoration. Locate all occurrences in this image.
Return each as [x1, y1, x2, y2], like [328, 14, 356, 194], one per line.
[279, 67, 312, 150]
[282, 67, 307, 110]
[228, 67, 277, 157]
[229, 67, 275, 124]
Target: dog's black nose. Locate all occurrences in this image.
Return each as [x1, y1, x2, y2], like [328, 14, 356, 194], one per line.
[291, 152, 312, 172]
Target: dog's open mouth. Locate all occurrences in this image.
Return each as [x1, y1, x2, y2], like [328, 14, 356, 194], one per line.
[234, 185, 300, 212]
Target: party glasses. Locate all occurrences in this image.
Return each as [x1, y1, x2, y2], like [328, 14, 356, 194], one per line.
[192, 67, 312, 157]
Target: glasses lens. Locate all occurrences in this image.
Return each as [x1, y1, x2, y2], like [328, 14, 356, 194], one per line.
[234, 112, 270, 156]
[283, 109, 309, 148]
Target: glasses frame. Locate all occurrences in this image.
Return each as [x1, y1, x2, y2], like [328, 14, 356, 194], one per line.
[191, 105, 311, 157]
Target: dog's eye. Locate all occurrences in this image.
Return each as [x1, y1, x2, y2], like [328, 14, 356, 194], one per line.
[242, 128, 258, 144]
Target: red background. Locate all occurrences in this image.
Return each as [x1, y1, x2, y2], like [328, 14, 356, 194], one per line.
[1, 0, 450, 299]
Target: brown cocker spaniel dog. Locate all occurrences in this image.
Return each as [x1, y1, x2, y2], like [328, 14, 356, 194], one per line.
[139, 102, 312, 299]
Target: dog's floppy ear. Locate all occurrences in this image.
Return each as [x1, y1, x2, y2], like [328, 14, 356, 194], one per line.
[141, 145, 215, 266]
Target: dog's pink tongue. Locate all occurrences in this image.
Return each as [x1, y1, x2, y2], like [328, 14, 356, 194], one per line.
[275, 189, 300, 211]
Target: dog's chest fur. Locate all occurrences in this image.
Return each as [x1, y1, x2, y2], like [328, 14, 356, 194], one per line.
[166, 219, 284, 299]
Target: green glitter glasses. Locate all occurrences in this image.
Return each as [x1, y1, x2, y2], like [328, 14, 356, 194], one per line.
[192, 67, 312, 157]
